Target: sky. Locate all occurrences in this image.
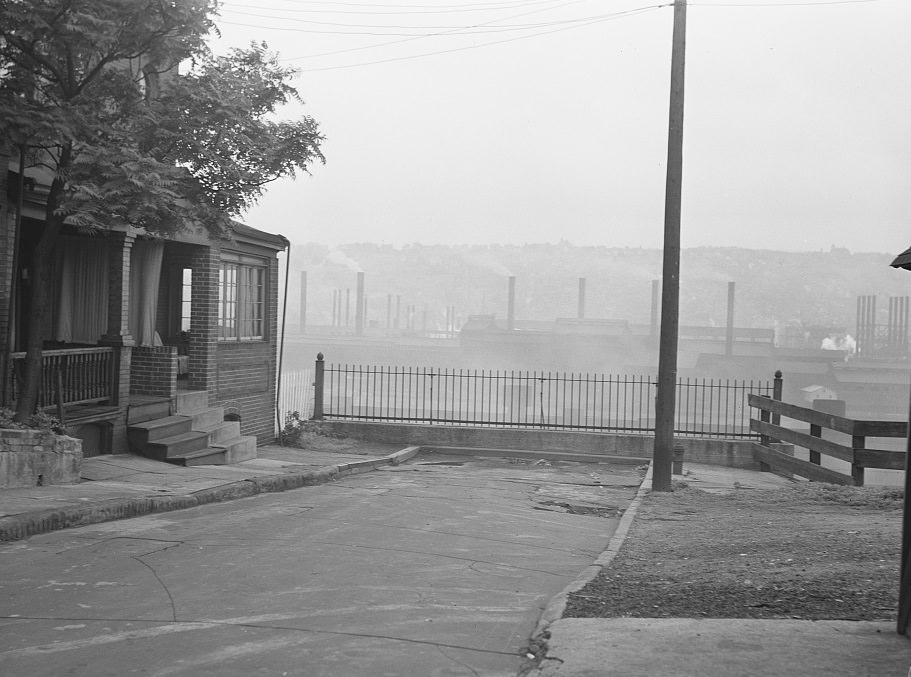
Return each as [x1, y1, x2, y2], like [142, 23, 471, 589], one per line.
[208, 0, 911, 254]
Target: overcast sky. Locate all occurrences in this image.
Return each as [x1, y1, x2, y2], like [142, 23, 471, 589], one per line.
[210, 0, 910, 254]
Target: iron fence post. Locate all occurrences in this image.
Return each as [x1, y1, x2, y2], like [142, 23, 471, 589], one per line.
[312, 352, 325, 421]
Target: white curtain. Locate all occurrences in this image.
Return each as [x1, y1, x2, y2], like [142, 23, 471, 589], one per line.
[55, 237, 109, 344]
[129, 239, 164, 347]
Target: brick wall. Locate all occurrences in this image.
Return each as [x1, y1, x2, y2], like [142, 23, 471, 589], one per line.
[215, 255, 281, 443]
[130, 345, 177, 398]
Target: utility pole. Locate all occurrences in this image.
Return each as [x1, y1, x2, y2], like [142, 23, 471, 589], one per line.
[653, 0, 687, 492]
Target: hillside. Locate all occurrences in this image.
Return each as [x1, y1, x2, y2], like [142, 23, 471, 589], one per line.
[286, 243, 909, 337]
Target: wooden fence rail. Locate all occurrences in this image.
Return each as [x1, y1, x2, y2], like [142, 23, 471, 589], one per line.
[749, 394, 907, 486]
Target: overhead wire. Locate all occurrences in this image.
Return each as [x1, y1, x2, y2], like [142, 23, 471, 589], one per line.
[219, 0, 659, 65]
[223, 0, 568, 15]
[293, 4, 668, 71]
[215, 0, 888, 72]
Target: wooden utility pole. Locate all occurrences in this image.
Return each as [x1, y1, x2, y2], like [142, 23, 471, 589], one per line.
[653, 0, 687, 492]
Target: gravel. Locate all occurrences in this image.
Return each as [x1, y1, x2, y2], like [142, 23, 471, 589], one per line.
[565, 482, 904, 621]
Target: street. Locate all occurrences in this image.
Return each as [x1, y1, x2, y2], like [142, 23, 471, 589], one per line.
[0, 454, 642, 676]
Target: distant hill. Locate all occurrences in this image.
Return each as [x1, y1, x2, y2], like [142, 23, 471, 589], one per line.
[287, 243, 909, 337]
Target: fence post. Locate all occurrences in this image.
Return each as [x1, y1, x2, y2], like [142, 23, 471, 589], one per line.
[312, 353, 325, 421]
[851, 434, 866, 486]
[771, 370, 783, 437]
[672, 443, 684, 475]
[809, 423, 822, 465]
[758, 397, 771, 471]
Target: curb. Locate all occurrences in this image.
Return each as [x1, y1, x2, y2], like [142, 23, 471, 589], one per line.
[529, 461, 654, 641]
[0, 447, 421, 543]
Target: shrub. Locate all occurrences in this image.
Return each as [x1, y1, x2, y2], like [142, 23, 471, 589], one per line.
[280, 410, 346, 448]
[0, 407, 69, 435]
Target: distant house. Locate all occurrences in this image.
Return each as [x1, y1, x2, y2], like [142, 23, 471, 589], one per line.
[1, 147, 287, 464]
[801, 384, 837, 404]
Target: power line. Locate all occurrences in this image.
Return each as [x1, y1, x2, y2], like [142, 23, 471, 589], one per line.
[214, 0, 889, 72]
[292, 4, 667, 71]
[219, 8, 652, 34]
[219, 0, 659, 64]
[222, 0, 567, 16]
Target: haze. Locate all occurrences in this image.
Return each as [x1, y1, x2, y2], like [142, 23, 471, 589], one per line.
[210, 0, 911, 254]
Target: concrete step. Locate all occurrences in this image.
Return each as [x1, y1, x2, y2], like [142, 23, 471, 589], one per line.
[189, 406, 224, 431]
[168, 447, 228, 466]
[198, 420, 241, 445]
[211, 435, 257, 464]
[127, 416, 193, 450]
[174, 390, 209, 415]
[144, 430, 210, 460]
[127, 397, 171, 425]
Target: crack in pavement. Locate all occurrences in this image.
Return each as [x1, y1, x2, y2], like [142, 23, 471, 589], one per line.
[0, 613, 521, 660]
[436, 644, 482, 677]
[118, 538, 184, 624]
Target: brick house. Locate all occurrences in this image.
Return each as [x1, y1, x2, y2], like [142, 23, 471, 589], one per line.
[1, 148, 287, 464]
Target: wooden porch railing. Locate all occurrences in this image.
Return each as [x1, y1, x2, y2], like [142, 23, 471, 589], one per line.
[6, 347, 114, 410]
[749, 394, 907, 486]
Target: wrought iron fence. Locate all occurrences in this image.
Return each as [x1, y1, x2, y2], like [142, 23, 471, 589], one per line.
[305, 361, 773, 439]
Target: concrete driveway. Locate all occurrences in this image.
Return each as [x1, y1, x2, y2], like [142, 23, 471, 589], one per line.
[0, 453, 643, 677]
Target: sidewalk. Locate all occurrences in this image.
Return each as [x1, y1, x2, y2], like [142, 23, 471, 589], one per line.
[528, 462, 911, 676]
[0, 444, 418, 541]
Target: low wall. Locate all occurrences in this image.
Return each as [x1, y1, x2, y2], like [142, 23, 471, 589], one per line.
[324, 421, 760, 469]
[0, 429, 83, 488]
[130, 345, 177, 398]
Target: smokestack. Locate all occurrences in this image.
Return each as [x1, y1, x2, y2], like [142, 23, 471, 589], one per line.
[299, 271, 307, 334]
[726, 281, 735, 356]
[355, 272, 365, 336]
[507, 275, 516, 330]
[578, 277, 586, 320]
[345, 288, 351, 327]
[650, 280, 660, 336]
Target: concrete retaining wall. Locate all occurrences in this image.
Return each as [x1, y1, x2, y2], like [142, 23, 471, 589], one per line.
[0, 430, 83, 488]
[324, 421, 761, 469]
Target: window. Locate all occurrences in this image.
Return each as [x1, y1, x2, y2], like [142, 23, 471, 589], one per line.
[180, 267, 192, 332]
[218, 254, 266, 341]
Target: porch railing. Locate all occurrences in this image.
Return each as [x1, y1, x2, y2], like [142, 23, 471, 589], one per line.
[6, 347, 114, 410]
[307, 357, 773, 439]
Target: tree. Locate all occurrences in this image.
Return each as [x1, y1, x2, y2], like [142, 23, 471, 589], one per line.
[0, 0, 324, 420]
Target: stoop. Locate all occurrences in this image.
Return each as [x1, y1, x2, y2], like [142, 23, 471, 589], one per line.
[127, 391, 257, 466]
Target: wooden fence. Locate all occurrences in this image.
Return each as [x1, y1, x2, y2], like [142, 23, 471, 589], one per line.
[749, 394, 907, 486]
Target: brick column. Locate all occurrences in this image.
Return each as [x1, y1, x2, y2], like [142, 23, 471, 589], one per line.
[101, 231, 136, 348]
[0, 142, 10, 357]
[98, 232, 136, 453]
[0, 144, 11, 407]
[189, 244, 219, 401]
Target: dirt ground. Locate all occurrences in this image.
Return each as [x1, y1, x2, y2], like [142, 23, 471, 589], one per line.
[565, 481, 904, 621]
